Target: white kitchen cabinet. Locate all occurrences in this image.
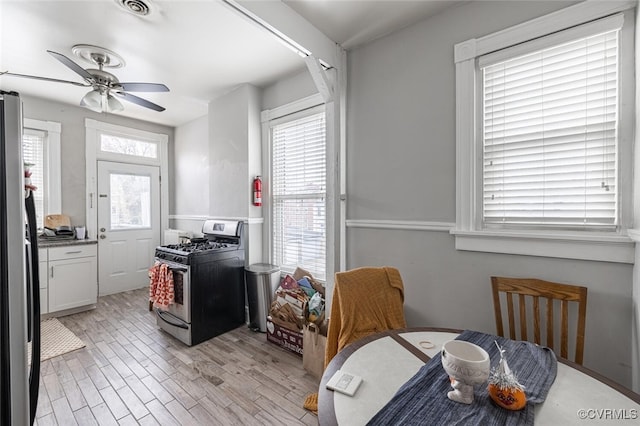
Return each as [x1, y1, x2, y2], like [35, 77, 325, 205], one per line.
[45, 244, 97, 313]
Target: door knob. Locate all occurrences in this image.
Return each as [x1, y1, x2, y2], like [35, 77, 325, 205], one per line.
[100, 228, 106, 232]
[99, 234, 106, 239]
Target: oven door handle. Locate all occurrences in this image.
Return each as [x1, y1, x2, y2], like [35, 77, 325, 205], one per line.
[169, 267, 188, 273]
[156, 309, 189, 329]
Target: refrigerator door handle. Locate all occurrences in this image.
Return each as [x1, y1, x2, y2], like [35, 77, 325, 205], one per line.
[25, 192, 41, 425]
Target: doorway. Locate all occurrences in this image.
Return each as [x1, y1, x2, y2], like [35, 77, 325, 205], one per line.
[97, 161, 160, 295]
[85, 119, 169, 297]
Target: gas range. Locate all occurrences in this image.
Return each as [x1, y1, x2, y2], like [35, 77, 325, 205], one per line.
[155, 220, 243, 264]
[153, 219, 246, 346]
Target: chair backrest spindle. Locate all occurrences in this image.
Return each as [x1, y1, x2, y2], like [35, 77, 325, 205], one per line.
[519, 294, 527, 341]
[546, 297, 554, 350]
[507, 294, 516, 340]
[533, 296, 541, 345]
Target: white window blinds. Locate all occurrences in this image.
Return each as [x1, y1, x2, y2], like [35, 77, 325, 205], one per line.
[481, 22, 620, 228]
[271, 111, 326, 280]
[23, 129, 46, 229]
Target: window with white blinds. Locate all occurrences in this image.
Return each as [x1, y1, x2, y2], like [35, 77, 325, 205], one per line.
[271, 110, 326, 281]
[481, 25, 619, 229]
[23, 128, 47, 229]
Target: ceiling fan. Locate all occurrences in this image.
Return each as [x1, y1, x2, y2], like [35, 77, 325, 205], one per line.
[1, 44, 169, 113]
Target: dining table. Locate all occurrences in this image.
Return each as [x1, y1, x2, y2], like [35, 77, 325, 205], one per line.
[318, 327, 640, 425]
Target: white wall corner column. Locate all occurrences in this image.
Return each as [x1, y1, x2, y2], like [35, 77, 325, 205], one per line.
[232, 0, 346, 306]
[629, 230, 640, 392]
[631, 0, 640, 394]
[208, 84, 263, 266]
[305, 46, 346, 312]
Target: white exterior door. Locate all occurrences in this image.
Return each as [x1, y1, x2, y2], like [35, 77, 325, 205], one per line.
[97, 161, 160, 295]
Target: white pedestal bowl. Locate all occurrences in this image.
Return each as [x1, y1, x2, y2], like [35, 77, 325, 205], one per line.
[441, 340, 490, 404]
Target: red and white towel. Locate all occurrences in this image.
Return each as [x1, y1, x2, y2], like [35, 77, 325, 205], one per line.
[149, 262, 175, 309]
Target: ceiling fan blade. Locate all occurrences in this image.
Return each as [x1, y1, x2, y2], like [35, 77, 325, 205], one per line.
[47, 50, 95, 82]
[113, 92, 165, 112]
[1, 71, 90, 87]
[119, 82, 169, 92]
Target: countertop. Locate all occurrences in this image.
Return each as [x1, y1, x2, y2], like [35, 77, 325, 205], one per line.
[38, 237, 98, 248]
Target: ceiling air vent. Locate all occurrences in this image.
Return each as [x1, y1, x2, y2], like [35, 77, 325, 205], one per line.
[116, 0, 152, 17]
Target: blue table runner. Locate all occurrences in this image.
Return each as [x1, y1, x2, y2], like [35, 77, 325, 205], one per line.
[366, 330, 557, 425]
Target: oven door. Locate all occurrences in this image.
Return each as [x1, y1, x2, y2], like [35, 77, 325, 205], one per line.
[153, 258, 190, 323]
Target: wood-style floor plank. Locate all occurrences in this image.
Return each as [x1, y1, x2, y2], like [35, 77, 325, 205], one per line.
[35, 287, 319, 425]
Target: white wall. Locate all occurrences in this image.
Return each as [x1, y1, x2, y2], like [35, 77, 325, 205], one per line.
[171, 114, 209, 236]
[346, 0, 634, 388]
[21, 95, 174, 227]
[261, 67, 316, 111]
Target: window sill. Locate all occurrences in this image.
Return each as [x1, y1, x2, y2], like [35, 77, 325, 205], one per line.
[450, 229, 634, 264]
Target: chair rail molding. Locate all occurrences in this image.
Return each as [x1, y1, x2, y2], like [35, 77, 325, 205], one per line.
[169, 214, 264, 225]
[346, 219, 454, 232]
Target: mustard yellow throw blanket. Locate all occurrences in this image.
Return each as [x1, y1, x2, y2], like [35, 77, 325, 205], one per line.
[304, 266, 406, 414]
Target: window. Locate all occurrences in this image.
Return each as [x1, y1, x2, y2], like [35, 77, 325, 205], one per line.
[454, 4, 634, 263]
[109, 173, 152, 230]
[22, 119, 61, 230]
[100, 134, 158, 159]
[270, 107, 327, 280]
[481, 28, 618, 230]
[23, 129, 46, 227]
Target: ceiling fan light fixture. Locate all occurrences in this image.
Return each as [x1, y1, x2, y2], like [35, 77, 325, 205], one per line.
[80, 90, 124, 113]
[80, 90, 102, 112]
[106, 94, 124, 112]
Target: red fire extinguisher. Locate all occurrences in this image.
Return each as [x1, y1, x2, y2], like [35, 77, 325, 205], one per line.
[253, 176, 262, 206]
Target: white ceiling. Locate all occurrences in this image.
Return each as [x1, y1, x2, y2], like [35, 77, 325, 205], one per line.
[0, 0, 464, 127]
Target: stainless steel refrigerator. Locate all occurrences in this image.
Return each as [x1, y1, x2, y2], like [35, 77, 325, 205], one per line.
[1, 91, 41, 425]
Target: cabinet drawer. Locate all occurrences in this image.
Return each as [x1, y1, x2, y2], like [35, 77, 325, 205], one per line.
[38, 248, 47, 262]
[48, 244, 97, 261]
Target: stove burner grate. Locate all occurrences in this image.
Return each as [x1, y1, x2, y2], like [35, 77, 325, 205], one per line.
[165, 241, 230, 253]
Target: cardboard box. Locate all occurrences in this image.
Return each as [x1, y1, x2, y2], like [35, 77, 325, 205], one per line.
[266, 316, 303, 357]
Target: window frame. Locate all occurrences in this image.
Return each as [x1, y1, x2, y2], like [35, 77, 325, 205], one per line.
[452, 0, 636, 264]
[23, 118, 61, 229]
[261, 94, 329, 281]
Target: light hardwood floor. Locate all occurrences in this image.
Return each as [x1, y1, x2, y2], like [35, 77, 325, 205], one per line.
[34, 288, 319, 425]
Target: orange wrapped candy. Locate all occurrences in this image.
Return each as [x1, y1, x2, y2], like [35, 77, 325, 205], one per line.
[488, 342, 526, 411]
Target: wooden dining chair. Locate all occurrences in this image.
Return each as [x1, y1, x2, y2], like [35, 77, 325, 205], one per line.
[491, 276, 588, 365]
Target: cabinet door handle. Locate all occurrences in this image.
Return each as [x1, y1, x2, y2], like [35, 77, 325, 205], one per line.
[65, 251, 82, 255]
[50, 266, 54, 278]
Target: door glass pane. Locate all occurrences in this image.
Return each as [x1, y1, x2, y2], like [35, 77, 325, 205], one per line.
[110, 173, 151, 230]
[101, 134, 158, 159]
